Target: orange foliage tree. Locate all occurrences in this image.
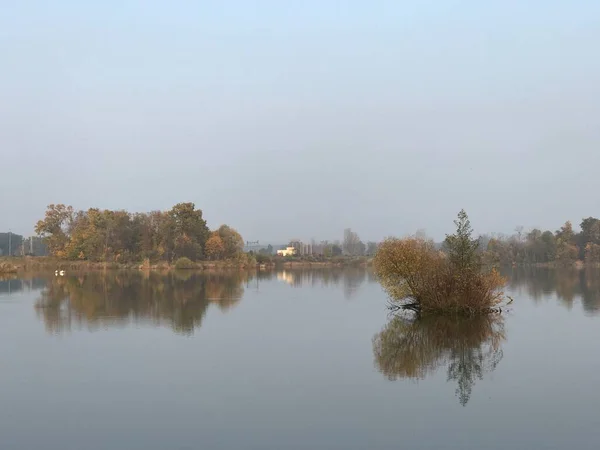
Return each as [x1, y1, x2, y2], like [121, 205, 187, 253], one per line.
[205, 233, 225, 260]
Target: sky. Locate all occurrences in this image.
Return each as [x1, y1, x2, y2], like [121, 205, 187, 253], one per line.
[2, 0, 600, 243]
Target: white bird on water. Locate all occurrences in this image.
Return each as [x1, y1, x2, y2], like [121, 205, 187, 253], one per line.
[55, 270, 65, 277]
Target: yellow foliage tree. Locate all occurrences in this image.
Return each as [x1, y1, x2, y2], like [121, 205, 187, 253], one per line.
[205, 233, 225, 260]
[216, 225, 244, 259]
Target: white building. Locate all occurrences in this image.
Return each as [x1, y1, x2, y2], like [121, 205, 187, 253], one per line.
[277, 247, 297, 257]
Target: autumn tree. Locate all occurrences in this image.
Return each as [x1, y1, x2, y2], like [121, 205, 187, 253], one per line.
[215, 225, 244, 259]
[35, 204, 74, 258]
[556, 221, 575, 242]
[155, 211, 175, 262]
[584, 243, 600, 264]
[205, 233, 225, 260]
[555, 221, 578, 265]
[65, 209, 95, 260]
[33, 203, 240, 264]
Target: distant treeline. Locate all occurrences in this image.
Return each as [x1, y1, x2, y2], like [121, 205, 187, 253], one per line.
[35, 203, 245, 263]
[481, 217, 600, 266]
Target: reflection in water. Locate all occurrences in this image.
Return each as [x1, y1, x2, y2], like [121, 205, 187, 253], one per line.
[373, 315, 505, 406]
[35, 271, 249, 335]
[507, 267, 600, 314]
[0, 276, 47, 296]
[275, 268, 369, 298]
[33, 269, 372, 334]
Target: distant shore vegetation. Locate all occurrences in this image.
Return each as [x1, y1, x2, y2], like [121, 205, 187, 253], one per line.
[30, 203, 370, 270]
[34, 203, 246, 265]
[482, 217, 600, 267]
[374, 210, 506, 316]
[20, 203, 600, 272]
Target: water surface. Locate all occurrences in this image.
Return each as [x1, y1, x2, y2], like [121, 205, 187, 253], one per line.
[1, 268, 600, 449]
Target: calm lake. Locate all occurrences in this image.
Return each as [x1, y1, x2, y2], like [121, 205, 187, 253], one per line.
[1, 268, 600, 450]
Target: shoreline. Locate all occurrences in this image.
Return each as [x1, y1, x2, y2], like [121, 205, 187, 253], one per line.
[0, 256, 371, 273]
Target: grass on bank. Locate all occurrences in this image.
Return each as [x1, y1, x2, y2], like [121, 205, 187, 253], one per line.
[0, 262, 18, 274]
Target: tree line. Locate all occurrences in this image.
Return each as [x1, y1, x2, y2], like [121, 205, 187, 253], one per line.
[34, 203, 244, 263]
[482, 217, 600, 266]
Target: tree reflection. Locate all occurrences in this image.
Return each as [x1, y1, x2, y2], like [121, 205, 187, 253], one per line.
[33, 268, 375, 334]
[373, 315, 505, 406]
[35, 271, 248, 335]
[506, 267, 600, 314]
[274, 268, 369, 298]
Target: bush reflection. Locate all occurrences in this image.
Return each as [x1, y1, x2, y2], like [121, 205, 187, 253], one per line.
[373, 315, 505, 406]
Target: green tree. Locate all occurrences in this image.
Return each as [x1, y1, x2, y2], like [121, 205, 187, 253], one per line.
[540, 231, 557, 262]
[444, 210, 481, 273]
[580, 217, 600, 244]
[169, 203, 209, 261]
[556, 221, 575, 243]
[578, 217, 600, 260]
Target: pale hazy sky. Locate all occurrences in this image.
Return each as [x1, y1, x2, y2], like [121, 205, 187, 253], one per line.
[2, 1, 600, 242]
